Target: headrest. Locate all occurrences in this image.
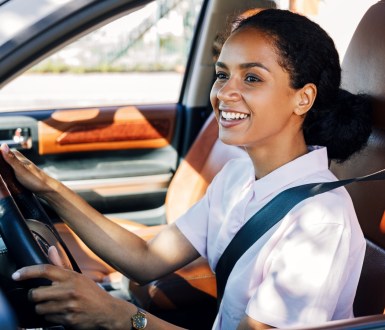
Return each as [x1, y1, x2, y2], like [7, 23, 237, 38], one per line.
[331, 1, 385, 246]
[341, 0, 385, 129]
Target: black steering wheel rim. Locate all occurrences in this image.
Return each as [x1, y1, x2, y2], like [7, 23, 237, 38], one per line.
[0, 153, 80, 328]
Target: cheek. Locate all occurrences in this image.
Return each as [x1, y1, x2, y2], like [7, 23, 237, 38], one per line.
[210, 85, 217, 105]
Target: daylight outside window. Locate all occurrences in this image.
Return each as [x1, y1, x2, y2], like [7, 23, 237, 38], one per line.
[0, 0, 203, 111]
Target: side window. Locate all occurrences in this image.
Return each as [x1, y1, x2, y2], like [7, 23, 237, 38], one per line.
[0, 0, 203, 111]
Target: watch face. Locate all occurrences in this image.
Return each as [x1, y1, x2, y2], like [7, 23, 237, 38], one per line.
[132, 311, 147, 329]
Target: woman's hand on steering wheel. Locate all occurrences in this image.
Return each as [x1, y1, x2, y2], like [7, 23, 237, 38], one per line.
[0, 143, 59, 196]
[48, 246, 66, 269]
[11, 260, 132, 330]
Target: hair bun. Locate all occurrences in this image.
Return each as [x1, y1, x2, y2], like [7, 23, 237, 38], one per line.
[304, 89, 372, 163]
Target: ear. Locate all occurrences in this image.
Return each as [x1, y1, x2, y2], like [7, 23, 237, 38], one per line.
[294, 83, 317, 116]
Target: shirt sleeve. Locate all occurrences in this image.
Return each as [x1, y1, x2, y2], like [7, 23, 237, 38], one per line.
[175, 182, 213, 259]
[246, 193, 361, 328]
[175, 158, 243, 259]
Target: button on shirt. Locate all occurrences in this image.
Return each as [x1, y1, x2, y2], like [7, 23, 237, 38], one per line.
[175, 147, 365, 329]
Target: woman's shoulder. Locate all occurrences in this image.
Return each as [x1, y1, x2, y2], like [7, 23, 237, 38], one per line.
[295, 185, 357, 228]
[286, 170, 357, 227]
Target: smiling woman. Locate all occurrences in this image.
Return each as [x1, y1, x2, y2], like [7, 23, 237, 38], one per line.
[179, 9, 371, 329]
[0, 7, 374, 330]
[0, 0, 385, 329]
[211, 29, 304, 163]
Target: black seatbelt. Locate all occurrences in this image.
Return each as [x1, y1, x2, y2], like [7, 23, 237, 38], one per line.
[215, 169, 385, 308]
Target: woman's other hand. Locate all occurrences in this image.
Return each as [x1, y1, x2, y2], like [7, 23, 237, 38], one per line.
[11, 263, 132, 329]
[48, 246, 66, 268]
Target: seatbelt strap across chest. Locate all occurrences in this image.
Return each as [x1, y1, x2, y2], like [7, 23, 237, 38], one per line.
[215, 169, 385, 308]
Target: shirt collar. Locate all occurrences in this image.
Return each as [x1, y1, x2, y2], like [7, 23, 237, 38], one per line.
[252, 146, 329, 201]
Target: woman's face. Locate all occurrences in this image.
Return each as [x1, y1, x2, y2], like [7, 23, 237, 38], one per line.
[210, 27, 301, 149]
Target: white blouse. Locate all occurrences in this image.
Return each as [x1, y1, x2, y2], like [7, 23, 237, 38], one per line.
[176, 147, 365, 329]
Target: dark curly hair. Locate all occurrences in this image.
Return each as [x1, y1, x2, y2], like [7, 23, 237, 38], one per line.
[232, 9, 372, 163]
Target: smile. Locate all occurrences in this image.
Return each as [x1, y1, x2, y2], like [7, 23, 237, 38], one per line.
[221, 111, 249, 120]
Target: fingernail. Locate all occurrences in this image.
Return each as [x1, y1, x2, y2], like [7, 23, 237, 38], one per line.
[12, 271, 20, 280]
[1, 144, 9, 153]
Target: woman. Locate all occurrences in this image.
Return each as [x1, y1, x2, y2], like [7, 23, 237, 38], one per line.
[1, 9, 372, 330]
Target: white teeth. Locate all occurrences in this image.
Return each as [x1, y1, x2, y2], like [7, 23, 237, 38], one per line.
[221, 111, 249, 120]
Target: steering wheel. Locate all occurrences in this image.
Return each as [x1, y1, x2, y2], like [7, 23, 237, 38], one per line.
[0, 153, 80, 328]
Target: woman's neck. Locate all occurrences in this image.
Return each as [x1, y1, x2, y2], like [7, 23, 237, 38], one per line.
[246, 137, 308, 180]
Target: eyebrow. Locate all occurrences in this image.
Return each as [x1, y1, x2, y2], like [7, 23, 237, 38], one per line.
[216, 61, 270, 72]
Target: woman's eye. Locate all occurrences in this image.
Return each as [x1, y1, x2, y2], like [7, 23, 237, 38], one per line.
[215, 72, 227, 80]
[245, 75, 261, 83]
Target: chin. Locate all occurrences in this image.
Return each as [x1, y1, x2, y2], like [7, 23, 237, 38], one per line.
[218, 133, 244, 147]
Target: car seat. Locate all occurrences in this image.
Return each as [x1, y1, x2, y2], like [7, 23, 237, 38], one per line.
[330, 0, 385, 318]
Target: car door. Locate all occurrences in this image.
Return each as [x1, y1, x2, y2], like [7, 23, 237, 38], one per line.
[0, 0, 208, 226]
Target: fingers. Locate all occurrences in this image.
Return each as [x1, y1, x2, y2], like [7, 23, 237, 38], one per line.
[12, 264, 68, 283]
[48, 246, 65, 268]
[29, 279, 76, 303]
[1, 143, 18, 163]
[16, 264, 119, 329]
[1, 143, 32, 177]
[35, 300, 70, 317]
[13, 264, 81, 304]
[0, 143, 10, 154]
[1, 143, 55, 194]
[29, 283, 85, 327]
[1, 143, 34, 169]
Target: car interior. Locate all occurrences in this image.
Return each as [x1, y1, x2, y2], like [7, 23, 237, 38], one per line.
[0, 0, 385, 329]
[52, 1, 385, 328]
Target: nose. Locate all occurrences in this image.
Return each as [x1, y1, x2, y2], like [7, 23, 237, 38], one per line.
[216, 77, 241, 102]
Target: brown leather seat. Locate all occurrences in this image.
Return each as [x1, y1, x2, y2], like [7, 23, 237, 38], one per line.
[330, 0, 385, 318]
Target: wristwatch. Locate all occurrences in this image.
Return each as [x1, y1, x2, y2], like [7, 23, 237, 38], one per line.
[131, 308, 148, 329]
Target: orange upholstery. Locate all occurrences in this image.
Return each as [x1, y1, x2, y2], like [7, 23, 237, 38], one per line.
[56, 218, 147, 282]
[166, 113, 247, 223]
[330, 0, 385, 317]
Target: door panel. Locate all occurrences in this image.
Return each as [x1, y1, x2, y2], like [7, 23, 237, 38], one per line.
[0, 104, 179, 225]
[38, 105, 176, 154]
[0, 116, 38, 150]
